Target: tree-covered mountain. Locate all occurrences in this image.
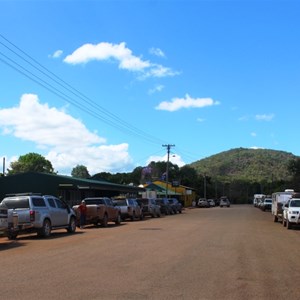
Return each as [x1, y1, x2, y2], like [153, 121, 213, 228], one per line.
[189, 147, 298, 183]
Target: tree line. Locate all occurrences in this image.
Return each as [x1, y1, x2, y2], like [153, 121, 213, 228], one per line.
[2, 152, 300, 204]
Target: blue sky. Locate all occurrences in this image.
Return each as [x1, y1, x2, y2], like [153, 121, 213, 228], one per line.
[0, 0, 299, 176]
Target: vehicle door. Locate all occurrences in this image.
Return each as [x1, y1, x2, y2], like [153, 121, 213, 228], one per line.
[132, 199, 141, 216]
[49, 197, 69, 226]
[105, 198, 117, 220]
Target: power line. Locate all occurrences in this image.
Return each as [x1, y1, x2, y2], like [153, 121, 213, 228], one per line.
[0, 33, 167, 146]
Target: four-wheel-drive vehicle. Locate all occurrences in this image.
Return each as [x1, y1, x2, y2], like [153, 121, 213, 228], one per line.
[155, 198, 173, 215]
[0, 193, 77, 239]
[113, 198, 143, 221]
[168, 198, 183, 214]
[272, 189, 294, 223]
[136, 198, 161, 218]
[73, 197, 121, 227]
[282, 194, 300, 229]
[261, 198, 272, 211]
[198, 198, 210, 208]
[219, 197, 230, 208]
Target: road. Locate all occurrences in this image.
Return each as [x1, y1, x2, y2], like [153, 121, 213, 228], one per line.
[1, 205, 300, 300]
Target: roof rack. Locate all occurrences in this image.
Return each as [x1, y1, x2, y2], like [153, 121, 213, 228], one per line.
[5, 192, 42, 197]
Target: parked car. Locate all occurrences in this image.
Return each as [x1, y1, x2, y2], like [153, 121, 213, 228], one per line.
[0, 193, 77, 238]
[261, 198, 272, 211]
[219, 197, 230, 208]
[282, 195, 300, 229]
[73, 197, 121, 227]
[198, 198, 210, 208]
[155, 198, 173, 215]
[136, 198, 161, 218]
[113, 198, 143, 221]
[168, 198, 183, 214]
[207, 199, 216, 207]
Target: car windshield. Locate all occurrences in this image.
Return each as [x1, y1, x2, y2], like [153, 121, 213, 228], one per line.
[290, 200, 300, 207]
[265, 199, 272, 203]
[85, 199, 105, 205]
[114, 200, 127, 206]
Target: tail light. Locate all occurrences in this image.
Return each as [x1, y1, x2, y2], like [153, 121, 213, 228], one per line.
[30, 210, 35, 222]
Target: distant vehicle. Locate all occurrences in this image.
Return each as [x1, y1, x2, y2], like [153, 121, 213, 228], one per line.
[207, 199, 216, 207]
[168, 198, 183, 214]
[73, 197, 121, 227]
[136, 198, 161, 218]
[113, 198, 143, 221]
[198, 198, 210, 208]
[272, 189, 294, 223]
[155, 198, 173, 215]
[1, 193, 76, 239]
[261, 198, 272, 211]
[253, 194, 266, 207]
[219, 197, 230, 208]
[282, 193, 300, 229]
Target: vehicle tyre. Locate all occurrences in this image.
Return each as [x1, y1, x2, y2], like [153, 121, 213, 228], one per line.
[67, 217, 76, 233]
[283, 218, 286, 227]
[115, 213, 121, 225]
[38, 219, 51, 238]
[101, 214, 108, 227]
[287, 219, 292, 230]
[131, 211, 136, 221]
[273, 215, 278, 222]
[179, 209, 182, 214]
[7, 232, 18, 240]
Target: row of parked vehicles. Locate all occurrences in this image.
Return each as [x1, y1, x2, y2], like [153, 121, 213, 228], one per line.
[0, 193, 183, 239]
[196, 196, 231, 208]
[254, 189, 300, 230]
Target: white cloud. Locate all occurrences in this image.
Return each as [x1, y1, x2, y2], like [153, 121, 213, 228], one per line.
[64, 42, 178, 78]
[155, 94, 220, 112]
[64, 42, 150, 71]
[146, 153, 185, 168]
[0, 94, 133, 174]
[49, 50, 63, 58]
[197, 118, 205, 122]
[238, 115, 249, 121]
[251, 132, 257, 137]
[148, 84, 164, 94]
[149, 47, 165, 57]
[255, 114, 274, 121]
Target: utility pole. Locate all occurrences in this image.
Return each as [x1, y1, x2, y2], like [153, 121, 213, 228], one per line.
[162, 144, 175, 198]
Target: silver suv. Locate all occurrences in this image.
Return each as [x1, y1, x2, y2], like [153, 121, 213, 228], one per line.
[137, 198, 161, 218]
[1, 193, 76, 239]
[113, 198, 143, 221]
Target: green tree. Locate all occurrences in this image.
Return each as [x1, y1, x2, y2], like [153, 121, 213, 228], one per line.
[71, 165, 91, 179]
[7, 152, 55, 175]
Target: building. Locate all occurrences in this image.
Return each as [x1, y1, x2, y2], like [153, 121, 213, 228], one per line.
[143, 180, 196, 207]
[0, 172, 144, 206]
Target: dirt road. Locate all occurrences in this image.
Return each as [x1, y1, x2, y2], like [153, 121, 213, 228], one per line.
[1, 205, 300, 300]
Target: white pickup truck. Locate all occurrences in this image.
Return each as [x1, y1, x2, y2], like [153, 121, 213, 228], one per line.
[282, 194, 300, 229]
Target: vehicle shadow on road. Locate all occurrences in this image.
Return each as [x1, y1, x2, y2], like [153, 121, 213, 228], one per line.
[0, 239, 25, 251]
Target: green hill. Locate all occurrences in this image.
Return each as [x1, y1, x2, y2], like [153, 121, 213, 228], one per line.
[189, 147, 298, 183]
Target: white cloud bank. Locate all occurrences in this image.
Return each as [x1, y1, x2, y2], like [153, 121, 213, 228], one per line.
[64, 42, 178, 78]
[0, 94, 133, 175]
[155, 94, 220, 112]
